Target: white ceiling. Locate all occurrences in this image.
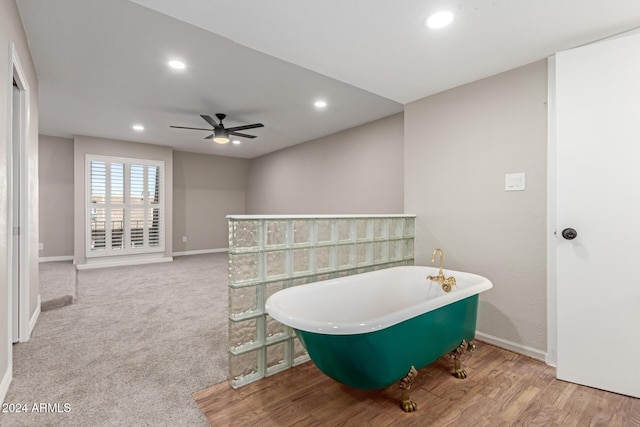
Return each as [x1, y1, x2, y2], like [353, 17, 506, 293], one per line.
[17, 0, 640, 159]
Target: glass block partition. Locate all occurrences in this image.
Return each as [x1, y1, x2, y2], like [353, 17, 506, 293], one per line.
[227, 214, 416, 388]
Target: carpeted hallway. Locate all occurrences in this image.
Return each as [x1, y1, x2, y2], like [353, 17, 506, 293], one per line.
[1, 253, 228, 426]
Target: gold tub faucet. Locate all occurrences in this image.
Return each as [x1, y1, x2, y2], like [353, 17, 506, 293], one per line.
[426, 248, 457, 292]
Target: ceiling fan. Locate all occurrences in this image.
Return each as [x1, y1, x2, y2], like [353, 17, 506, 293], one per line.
[170, 113, 264, 144]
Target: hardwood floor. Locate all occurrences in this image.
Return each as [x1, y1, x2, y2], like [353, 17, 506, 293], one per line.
[193, 342, 640, 426]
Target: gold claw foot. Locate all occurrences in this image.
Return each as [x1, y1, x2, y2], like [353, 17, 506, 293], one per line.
[449, 339, 475, 379]
[401, 397, 418, 413]
[454, 363, 467, 379]
[399, 365, 418, 412]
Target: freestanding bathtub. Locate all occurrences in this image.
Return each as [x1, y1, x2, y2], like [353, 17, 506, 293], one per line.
[265, 265, 492, 410]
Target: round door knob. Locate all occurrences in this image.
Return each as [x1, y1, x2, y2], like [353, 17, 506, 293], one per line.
[561, 228, 577, 240]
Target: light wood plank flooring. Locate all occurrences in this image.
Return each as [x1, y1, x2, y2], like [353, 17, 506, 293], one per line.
[193, 342, 640, 426]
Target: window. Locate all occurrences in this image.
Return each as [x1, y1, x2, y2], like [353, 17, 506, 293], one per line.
[87, 155, 164, 257]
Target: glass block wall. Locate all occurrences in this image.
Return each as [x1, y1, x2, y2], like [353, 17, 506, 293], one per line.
[227, 214, 416, 388]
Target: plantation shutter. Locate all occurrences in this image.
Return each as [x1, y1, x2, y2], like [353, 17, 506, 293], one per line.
[87, 156, 164, 257]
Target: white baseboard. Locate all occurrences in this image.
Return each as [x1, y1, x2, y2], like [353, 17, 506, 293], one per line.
[172, 248, 228, 257]
[475, 331, 547, 362]
[41, 250, 228, 262]
[76, 256, 173, 270]
[39, 256, 74, 263]
[28, 295, 41, 339]
[0, 366, 11, 405]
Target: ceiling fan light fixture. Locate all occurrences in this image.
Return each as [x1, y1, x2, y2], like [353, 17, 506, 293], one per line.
[213, 128, 230, 144]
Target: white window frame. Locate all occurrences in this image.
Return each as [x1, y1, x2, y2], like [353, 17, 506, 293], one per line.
[85, 155, 165, 258]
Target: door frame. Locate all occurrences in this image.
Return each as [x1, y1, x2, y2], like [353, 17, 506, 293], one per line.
[7, 42, 32, 346]
[546, 55, 558, 367]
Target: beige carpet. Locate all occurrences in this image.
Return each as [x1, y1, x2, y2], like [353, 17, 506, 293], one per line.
[2, 253, 228, 426]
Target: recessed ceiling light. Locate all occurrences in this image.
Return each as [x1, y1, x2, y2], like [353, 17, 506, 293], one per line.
[168, 60, 186, 70]
[314, 100, 327, 108]
[232, 140, 241, 145]
[132, 124, 144, 131]
[425, 11, 454, 29]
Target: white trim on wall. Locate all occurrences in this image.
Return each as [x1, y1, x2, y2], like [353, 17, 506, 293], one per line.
[546, 55, 558, 367]
[42, 249, 226, 263]
[39, 256, 74, 263]
[3, 46, 13, 406]
[172, 248, 228, 257]
[476, 331, 547, 362]
[0, 366, 11, 406]
[28, 295, 40, 336]
[4, 43, 12, 405]
[76, 255, 173, 270]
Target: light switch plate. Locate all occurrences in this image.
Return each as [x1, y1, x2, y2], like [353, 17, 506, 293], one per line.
[505, 172, 525, 191]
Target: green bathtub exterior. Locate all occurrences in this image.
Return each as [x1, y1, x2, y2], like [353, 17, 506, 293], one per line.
[295, 294, 479, 390]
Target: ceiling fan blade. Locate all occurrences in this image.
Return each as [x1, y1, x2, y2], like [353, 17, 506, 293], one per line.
[204, 134, 214, 139]
[201, 115, 221, 129]
[226, 123, 264, 132]
[170, 125, 213, 131]
[229, 131, 257, 139]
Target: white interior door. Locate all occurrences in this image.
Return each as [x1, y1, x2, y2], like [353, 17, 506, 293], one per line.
[555, 33, 640, 398]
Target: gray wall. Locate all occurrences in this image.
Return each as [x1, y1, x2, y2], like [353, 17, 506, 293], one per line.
[39, 142, 248, 258]
[246, 113, 404, 214]
[73, 136, 174, 266]
[39, 135, 73, 258]
[1, 0, 40, 399]
[173, 151, 250, 252]
[404, 60, 548, 352]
